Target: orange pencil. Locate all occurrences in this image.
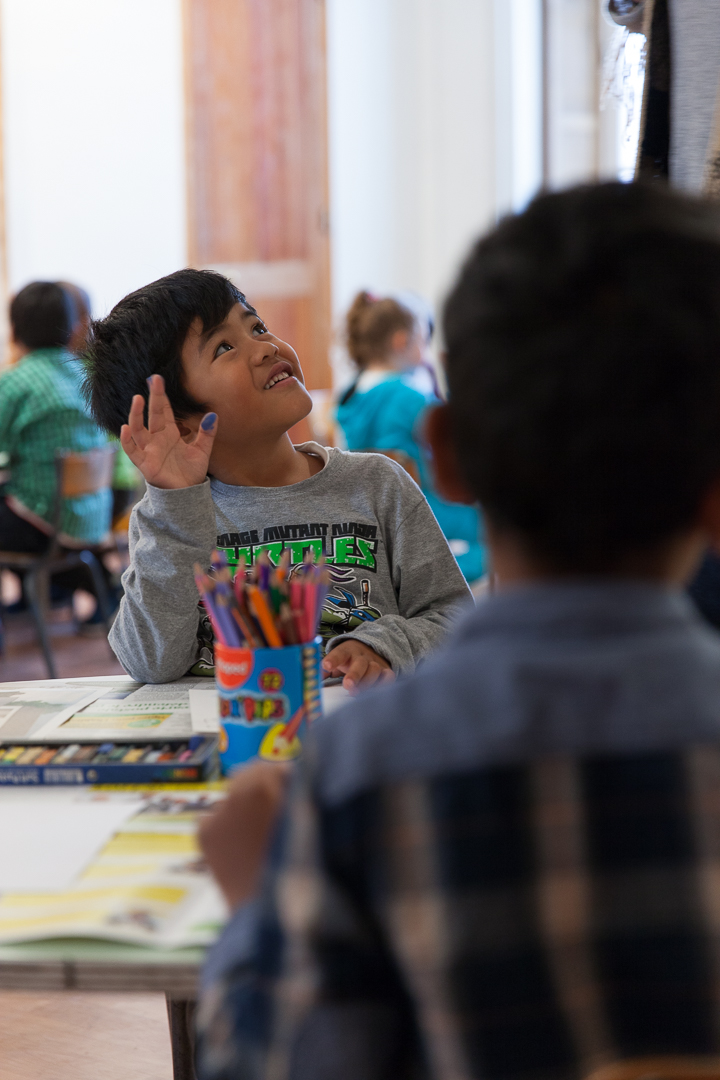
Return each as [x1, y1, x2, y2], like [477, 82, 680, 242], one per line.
[247, 584, 284, 647]
[280, 704, 306, 744]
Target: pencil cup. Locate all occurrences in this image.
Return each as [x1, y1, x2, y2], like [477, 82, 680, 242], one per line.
[214, 640, 322, 774]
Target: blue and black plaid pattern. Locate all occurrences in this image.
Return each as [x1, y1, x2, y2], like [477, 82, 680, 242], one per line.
[197, 744, 720, 1080]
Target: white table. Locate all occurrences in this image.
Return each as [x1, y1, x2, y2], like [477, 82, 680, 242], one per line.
[0, 674, 351, 1078]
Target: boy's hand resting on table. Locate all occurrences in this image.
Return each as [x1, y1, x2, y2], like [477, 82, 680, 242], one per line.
[120, 373, 217, 489]
[322, 638, 394, 693]
[198, 761, 292, 910]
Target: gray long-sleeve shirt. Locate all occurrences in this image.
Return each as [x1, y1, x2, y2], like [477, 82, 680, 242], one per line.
[109, 443, 472, 683]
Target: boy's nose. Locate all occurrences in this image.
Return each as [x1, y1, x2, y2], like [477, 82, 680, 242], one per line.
[252, 342, 279, 365]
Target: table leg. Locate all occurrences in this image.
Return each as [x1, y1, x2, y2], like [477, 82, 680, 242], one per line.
[166, 996, 198, 1080]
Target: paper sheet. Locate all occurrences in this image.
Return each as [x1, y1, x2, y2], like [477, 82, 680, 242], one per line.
[322, 684, 352, 715]
[189, 688, 219, 733]
[37, 682, 206, 742]
[0, 688, 106, 742]
[0, 790, 145, 891]
[0, 788, 227, 946]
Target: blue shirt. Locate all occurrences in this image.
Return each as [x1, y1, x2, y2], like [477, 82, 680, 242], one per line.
[336, 372, 485, 582]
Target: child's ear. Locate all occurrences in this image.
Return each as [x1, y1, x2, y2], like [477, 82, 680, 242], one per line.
[177, 418, 197, 443]
[390, 329, 409, 354]
[424, 404, 476, 505]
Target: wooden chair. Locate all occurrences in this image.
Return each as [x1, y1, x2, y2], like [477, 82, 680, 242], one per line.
[586, 1058, 720, 1080]
[0, 446, 116, 679]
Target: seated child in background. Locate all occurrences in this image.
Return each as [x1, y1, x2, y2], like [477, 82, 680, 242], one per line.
[196, 182, 720, 1080]
[83, 270, 470, 688]
[337, 291, 486, 583]
[59, 279, 141, 529]
[0, 281, 112, 557]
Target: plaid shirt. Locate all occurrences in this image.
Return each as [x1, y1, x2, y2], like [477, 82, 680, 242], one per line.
[197, 583, 720, 1080]
[0, 348, 111, 541]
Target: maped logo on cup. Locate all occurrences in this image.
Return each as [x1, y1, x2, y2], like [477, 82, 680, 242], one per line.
[215, 645, 254, 691]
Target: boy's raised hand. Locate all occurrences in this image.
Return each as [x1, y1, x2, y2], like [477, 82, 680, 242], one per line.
[120, 374, 217, 489]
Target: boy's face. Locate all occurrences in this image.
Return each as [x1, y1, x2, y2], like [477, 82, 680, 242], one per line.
[180, 302, 312, 445]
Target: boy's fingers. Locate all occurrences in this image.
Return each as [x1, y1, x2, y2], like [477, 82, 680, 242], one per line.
[342, 654, 370, 690]
[147, 374, 170, 434]
[322, 645, 351, 674]
[127, 394, 149, 450]
[192, 412, 218, 456]
[119, 424, 144, 466]
[198, 761, 291, 908]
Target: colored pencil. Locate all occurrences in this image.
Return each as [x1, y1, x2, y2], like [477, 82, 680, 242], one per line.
[193, 551, 327, 650]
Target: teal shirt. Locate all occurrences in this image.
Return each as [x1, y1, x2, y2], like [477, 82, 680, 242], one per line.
[336, 372, 486, 581]
[0, 348, 111, 542]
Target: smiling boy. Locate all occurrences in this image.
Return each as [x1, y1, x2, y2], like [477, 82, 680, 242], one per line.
[84, 270, 470, 687]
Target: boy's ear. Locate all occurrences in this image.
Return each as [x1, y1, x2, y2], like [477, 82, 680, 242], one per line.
[177, 417, 197, 442]
[424, 404, 476, 505]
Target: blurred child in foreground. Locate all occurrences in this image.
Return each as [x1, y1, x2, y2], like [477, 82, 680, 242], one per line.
[197, 182, 720, 1080]
[336, 291, 485, 583]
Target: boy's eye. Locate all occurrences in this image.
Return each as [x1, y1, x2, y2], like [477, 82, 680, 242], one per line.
[213, 341, 233, 359]
[253, 321, 269, 336]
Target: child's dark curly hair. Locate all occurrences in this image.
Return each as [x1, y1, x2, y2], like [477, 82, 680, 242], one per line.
[444, 181, 720, 572]
[83, 268, 253, 436]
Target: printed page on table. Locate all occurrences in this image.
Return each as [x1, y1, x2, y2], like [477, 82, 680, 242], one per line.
[35, 679, 216, 743]
[0, 687, 108, 743]
[0, 789, 145, 891]
[0, 789, 228, 947]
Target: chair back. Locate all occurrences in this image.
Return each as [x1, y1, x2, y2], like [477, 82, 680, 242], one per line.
[56, 446, 116, 499]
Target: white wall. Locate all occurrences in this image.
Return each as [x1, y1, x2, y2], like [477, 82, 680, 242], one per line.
[326, 0, 498, 333]
[494, 0, 544, 216]
[0, 0, 186, 320]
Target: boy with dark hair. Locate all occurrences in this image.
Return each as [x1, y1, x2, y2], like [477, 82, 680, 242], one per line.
[84, 270, 469, 687]
[195, 182, 720, 1080]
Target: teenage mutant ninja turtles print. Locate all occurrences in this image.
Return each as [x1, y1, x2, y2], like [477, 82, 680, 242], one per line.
[189, 521, 384, 674]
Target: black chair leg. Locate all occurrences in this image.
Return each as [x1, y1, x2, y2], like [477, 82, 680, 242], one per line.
[25, 569, 57, 679]
[166, 997, 198, 1080]
[78, 550, 113, 634]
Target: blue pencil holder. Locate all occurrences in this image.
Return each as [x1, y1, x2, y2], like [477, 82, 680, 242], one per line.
[214, 640, 322, 774]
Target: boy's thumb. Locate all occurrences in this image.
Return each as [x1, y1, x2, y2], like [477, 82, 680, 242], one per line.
[198, 413, 218, 439]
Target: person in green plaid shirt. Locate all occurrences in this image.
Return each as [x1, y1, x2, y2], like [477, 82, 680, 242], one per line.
[0, 281, 111, 552]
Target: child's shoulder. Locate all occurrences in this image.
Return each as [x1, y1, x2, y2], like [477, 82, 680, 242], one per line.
[328, 445, 425, 497]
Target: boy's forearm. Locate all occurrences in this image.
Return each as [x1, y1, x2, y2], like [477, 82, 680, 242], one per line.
[109, 481, 217, 682]
[324, 495, 473, 674]
[327, 601, 467, 675]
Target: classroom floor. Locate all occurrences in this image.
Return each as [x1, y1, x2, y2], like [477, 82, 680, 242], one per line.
[0, 602, 126, 682]
[0, 990, 173, 1080]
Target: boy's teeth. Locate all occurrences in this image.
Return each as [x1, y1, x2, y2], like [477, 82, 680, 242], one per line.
[264, 371, 290, 389]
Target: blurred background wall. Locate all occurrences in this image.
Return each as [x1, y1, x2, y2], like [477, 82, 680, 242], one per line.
[0, 0, 186, 318]
[0, 0, 638, 388]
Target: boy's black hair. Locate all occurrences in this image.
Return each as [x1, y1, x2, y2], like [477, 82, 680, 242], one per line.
[443, 181, 720, 572]
[83, 268, 253, 435]
[11, 281, 77, 350]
